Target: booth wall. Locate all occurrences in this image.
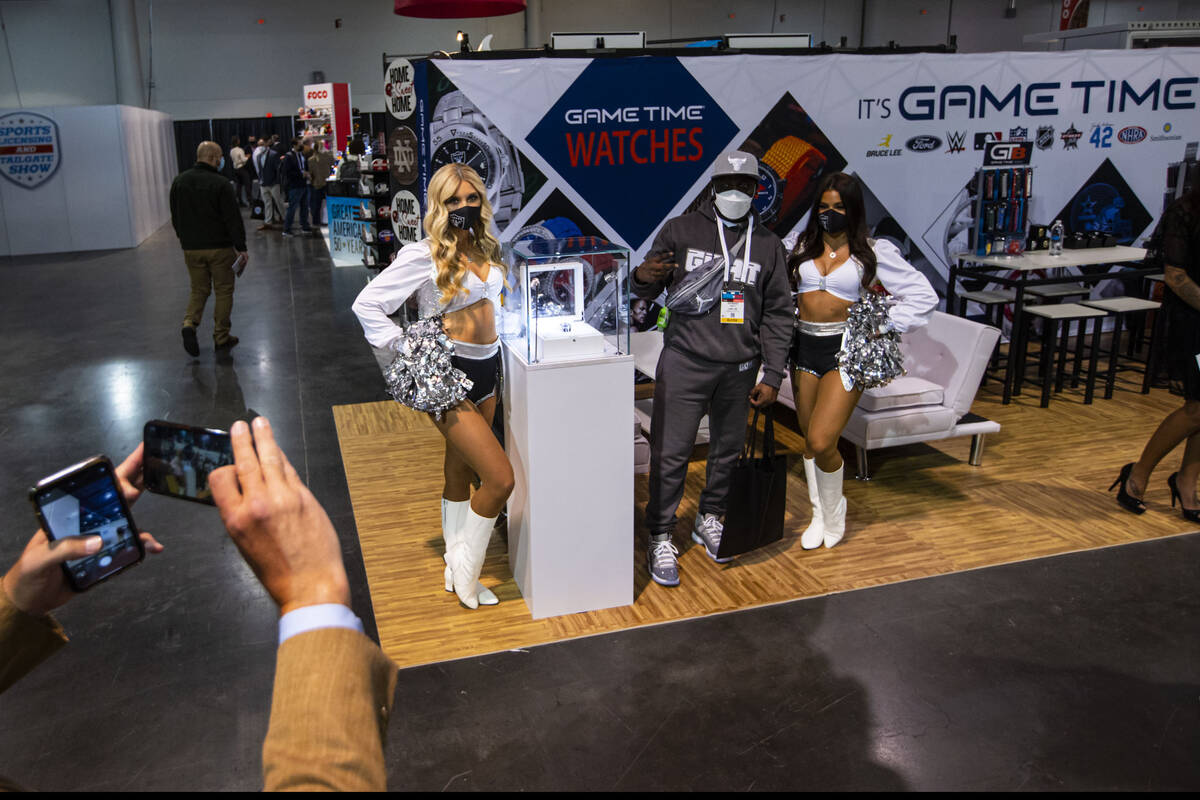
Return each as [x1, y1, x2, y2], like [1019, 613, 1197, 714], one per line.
[3, 0, 1200, 123]
[0, 105, 176, 256]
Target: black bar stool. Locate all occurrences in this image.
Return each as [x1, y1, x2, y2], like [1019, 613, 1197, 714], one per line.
[1016, 303, 1109, 407]
[1080, 297, 1163, 397]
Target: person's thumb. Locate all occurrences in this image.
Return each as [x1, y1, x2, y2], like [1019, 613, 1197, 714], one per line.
[45, 535, 103, 564]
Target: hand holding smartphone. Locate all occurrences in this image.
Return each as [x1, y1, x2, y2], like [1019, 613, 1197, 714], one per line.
[28, 455, 145, 592]
[143, 420, 234, 505]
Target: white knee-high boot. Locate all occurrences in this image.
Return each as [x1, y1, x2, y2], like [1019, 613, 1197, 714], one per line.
[441, 499, 498, 605]
[801, 457, 825, 550]
[814, 462, 847, 548]
[450, 506, 497, 609]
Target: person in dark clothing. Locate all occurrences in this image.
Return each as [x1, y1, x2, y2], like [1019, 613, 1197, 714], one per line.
[258, 141, 287, 231]
[281, 138, 312, 237]
[631, 150, 794, 586]
[1112, 185, 1200, 520]
[169, 141, 248, 355]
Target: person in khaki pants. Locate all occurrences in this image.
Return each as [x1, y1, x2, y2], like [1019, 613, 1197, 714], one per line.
[169, 141, 249, 355]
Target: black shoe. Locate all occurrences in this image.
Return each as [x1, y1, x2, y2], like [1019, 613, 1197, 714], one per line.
[181, 326, 199, 357]
[281, 230, 294, 237]
[215, 336, 240, 351]
[1109, 463, 1146, 514]
[1167, 473, 1200, 523]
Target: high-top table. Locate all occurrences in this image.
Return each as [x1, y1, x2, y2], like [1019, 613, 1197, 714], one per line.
[947, 246, 1150, 404]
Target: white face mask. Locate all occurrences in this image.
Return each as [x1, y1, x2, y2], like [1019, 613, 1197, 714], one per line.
[714, 189, 753, 220]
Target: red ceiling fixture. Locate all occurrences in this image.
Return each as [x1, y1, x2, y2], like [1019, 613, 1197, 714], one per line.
[394, 0, 525, 18]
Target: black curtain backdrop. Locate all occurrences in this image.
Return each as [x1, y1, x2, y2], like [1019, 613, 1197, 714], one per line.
[174, 117, 295, 174]
[175, 113, 386, 174]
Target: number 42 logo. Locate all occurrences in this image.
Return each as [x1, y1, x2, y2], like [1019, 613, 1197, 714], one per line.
[1090, 125, 1113, 148]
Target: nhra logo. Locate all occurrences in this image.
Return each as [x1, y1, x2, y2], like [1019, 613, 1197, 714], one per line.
[0, 112, 60, 189]
[906, 134, 942, 152]
[306, 90, 329, 100]
[527, 57, 738, 248]
[1036, 125, 1055, 150]
[946, 131, 966, 153]
[1117, 125, 1147, 144]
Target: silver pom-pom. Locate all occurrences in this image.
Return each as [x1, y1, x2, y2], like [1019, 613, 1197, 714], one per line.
[383, 316, 473, 419]
[837, 292, 905, 390]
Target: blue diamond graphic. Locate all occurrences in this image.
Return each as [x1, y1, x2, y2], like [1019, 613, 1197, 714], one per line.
[526, 57, 739, 248]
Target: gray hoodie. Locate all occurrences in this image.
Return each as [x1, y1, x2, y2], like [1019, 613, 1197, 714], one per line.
[632, 200, 794, 388]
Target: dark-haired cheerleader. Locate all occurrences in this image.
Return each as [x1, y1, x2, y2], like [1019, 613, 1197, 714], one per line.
[785, 172, 937, 549]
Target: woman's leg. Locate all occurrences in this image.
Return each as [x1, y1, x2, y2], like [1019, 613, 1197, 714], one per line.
[804, 372, 864, 472]
[432, 398, 513, 518]
[792, 370, 825, 549]
[806, 372, 863, 548]
[1176, 427, 1200, 509]
[1130, 399, 1200, 498]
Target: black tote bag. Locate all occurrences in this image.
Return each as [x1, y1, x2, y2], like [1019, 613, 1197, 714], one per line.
[717, 408, 788, 558]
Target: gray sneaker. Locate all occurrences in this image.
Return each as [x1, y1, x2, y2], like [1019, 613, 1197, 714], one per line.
[692, 513, 733, 563]
[646, 538, 680, 586]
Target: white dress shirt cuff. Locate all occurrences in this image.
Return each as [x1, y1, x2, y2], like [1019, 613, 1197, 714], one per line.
[278, 603, 364, 645]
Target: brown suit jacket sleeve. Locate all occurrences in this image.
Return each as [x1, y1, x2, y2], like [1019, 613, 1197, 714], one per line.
[0, 581, 69, 695]
[262, 626, 399, 792]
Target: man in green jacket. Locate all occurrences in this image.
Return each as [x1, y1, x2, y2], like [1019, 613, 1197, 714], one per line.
[170, 141, 249, 355]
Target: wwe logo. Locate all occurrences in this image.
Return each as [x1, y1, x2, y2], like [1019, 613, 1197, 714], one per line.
[946, 131, 966, 153]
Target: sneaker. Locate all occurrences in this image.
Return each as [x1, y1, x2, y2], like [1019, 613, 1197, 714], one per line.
[646, 537, 680, 587]
[215, 336, 240, 351]
[281, 230, 294, 237]
[181, 326, 199, 357]
[692, 513, 733, 563]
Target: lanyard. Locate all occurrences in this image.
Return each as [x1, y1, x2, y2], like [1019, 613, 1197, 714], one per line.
[716, 215, 752, 285]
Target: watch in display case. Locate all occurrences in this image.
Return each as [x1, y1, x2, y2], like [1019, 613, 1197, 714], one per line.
[502, 238, 630, 364]
[429, 90, 525, 229]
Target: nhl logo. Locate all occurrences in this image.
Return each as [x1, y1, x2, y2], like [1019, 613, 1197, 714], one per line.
[0, 112, 61, 189]
[1036, 126, 1054, 150]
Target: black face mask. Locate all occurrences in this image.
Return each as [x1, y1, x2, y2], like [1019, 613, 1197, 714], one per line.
[818, 209, 848, 234]
[447, 204, 481, 231]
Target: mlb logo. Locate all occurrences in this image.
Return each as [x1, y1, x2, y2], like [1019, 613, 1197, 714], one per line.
[974, 131, 1002, 151]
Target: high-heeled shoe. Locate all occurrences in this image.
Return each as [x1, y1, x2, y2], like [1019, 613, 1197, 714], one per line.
[1166, 473, 1200, 523]
[1108, 463, 1146, 515]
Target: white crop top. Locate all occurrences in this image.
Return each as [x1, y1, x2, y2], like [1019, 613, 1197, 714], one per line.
[784, 236, 938, 334]
[352, 239, 503, 349]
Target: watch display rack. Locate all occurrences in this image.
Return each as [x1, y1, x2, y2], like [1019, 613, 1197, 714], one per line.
[971, 164, 1034, 257]
[502, 238, 630, 364]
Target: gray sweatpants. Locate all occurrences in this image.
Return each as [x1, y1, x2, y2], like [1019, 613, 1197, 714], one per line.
[646, 345, 760, 535]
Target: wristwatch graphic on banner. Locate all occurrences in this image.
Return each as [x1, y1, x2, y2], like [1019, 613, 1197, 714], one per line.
[429, 90, 525, 229]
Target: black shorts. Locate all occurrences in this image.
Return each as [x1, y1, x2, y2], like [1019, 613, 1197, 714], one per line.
[1166, 306, 1200, 401]
[451, 351, 501, 405]
[789, 329, 843, 378]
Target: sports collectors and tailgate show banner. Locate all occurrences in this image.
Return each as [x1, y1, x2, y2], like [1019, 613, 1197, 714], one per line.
[384, 49, 1200, 309]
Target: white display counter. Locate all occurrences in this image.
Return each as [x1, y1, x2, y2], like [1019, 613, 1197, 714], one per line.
[502, 342, 634, 619]
[0, 104, 176, 256]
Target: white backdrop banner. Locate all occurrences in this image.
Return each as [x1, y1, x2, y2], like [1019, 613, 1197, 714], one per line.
[410, 49, 1200, 298]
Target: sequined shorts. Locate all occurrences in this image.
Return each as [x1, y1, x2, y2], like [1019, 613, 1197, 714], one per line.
[789, 320, 846, 378]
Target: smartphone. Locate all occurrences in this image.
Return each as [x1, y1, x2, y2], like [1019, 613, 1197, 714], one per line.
[143, 420, 234, 505]
[29, 456, 144, 591]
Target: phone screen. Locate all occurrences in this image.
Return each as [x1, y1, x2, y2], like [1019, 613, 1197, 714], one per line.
[32, 459, 142, 590]
[143, 421, 234, 505]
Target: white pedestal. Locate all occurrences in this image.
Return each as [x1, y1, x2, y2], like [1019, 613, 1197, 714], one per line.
[503, 342, 633, 619]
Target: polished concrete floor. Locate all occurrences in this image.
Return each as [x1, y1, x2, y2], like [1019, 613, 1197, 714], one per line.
[0, 218, 1196, 791]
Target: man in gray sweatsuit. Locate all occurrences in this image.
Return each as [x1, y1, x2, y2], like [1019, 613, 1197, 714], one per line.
[632, 151, 795, 587]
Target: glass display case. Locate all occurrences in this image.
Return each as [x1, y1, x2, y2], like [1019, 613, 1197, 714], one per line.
[501, 237, 630, 363]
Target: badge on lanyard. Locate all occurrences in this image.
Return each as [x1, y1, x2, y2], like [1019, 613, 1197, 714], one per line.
[721, 287, 745, 324]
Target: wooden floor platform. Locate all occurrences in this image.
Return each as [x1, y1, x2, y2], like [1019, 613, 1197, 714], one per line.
[332, 375, 1197, 670]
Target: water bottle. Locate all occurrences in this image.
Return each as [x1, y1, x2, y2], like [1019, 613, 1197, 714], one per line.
[1050, 219, 1064, 256]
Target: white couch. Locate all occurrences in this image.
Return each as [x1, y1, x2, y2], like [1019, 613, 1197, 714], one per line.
[777, 311, 1002, 479]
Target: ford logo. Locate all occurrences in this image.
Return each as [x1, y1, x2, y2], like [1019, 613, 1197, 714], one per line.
[906, 135, 942, 152]
[1117, 126, 1147, 144]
